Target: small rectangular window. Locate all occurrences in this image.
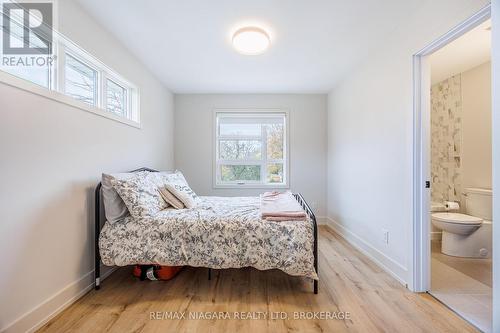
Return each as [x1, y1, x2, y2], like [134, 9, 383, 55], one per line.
[1, 60, 51, 88]
[106, 79, 127, 116]
[220, 164, 261, 183]
[0, 20, 51, 88]
[0, 10, 140, 127]
[219, 123, 261, 136]
[215, 111, 288, 187]
[64, 54, 98, 106]
[219, 140, 262, 160]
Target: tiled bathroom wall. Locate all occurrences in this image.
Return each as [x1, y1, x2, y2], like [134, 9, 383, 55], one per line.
[431, 75, 462, 204]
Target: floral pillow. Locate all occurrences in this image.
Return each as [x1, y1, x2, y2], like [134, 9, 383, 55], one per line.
[162, 171, 200, 209]
[111, 171, 169, 218]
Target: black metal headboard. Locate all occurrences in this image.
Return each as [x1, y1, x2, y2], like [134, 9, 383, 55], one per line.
[94, 167, 158, 290]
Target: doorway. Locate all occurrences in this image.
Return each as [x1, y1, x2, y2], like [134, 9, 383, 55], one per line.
[412, 5, 493, 332]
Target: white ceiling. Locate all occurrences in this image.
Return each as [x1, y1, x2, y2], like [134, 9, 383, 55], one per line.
[76, 0, 424, 93]
[430, 19, 491, 84]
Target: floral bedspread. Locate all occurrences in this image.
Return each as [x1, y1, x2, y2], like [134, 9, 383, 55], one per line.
[99, 196, 318, 280]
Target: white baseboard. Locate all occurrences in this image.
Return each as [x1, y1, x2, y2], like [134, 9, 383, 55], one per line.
[1, 265, 117, 333]
[324, 217, 408, 286]
[316, 216, 328, 225]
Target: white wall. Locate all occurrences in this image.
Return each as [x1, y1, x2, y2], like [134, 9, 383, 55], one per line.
[462, 61, 492, 190]
[326, 0, 490, 286]
[174, 94, 327, 218]
[492, 0, 499, 331]
[0, 1, 174, 332]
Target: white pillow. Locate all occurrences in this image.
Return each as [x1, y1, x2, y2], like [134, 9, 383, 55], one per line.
[101, 172, 136, 223]
[111, 171, 169, 219]
[163, 171, 200, 209]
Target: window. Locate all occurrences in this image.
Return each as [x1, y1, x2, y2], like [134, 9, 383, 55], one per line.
[215, 111, 288, 187]
[106, 79, 127, 116]
[0, 2, 140, 126]
[56, 43, 138, 123]
[0, 14, 52, 88]
[64, 53, 97, 107]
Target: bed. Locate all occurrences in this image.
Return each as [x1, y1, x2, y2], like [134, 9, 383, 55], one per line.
[94, 168, 318, 293]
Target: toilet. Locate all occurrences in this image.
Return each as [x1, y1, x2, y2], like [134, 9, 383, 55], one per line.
[431, 188, 492, 258]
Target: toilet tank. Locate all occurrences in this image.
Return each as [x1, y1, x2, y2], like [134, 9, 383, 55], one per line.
[464, 188, 492, 221]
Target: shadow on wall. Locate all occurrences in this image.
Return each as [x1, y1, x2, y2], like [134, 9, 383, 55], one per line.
[1, 180, 98, 331]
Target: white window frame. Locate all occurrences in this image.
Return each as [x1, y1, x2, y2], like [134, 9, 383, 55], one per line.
[57, 39, 139, 124]
[0, 0, 55, 90]
[213, 109, 290, 189]
[104, 77, 129, 118]
[0, 0, 141, 128]
[60, 48, 100, 108]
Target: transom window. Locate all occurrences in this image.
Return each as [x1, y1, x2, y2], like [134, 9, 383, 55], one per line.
[215, 111, 288, 188]
[0, 2, 140, 125]
[64, 53, 98, 107]
[106, 78, 127, 116]
[57, 44, 138, 121]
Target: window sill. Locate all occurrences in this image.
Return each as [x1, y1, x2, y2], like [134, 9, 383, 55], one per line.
[213, 183, 290, 189]
[0, 71, 141, 129]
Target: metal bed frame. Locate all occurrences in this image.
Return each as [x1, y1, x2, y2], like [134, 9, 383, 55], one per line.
[94, 167, 318, 294]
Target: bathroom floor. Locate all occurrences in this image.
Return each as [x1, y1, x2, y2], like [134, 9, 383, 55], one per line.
[430, 240, 492, 332]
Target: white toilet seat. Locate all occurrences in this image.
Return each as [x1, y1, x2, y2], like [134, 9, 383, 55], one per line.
[432, 213, 483, 225]
[431, 213, 483, 236]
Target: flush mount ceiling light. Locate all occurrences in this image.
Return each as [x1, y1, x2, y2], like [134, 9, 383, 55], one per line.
[232, 27, 270, 55]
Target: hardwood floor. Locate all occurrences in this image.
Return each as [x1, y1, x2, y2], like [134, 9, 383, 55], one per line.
[38, 226, 478, 333]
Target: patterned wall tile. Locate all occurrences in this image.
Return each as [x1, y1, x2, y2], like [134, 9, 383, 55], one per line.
[431, 74, 462, 204]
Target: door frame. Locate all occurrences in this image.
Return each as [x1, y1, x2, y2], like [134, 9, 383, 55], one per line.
[412, 5, 491, 292]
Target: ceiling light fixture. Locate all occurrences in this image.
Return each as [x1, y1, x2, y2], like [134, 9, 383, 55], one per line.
[232, 27, 270, 55]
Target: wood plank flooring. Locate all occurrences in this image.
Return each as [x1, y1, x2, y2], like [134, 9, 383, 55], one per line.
[38, 226, 478, 332]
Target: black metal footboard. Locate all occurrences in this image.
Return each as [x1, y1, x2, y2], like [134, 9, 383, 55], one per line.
[293, 193, 319, 294]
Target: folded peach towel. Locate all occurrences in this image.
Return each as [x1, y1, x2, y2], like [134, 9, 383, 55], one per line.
[264, 216, 307, 222]
[260, 191, 307, 221]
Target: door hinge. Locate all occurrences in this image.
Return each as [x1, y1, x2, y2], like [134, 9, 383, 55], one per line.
[425, 181, 430, 189]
